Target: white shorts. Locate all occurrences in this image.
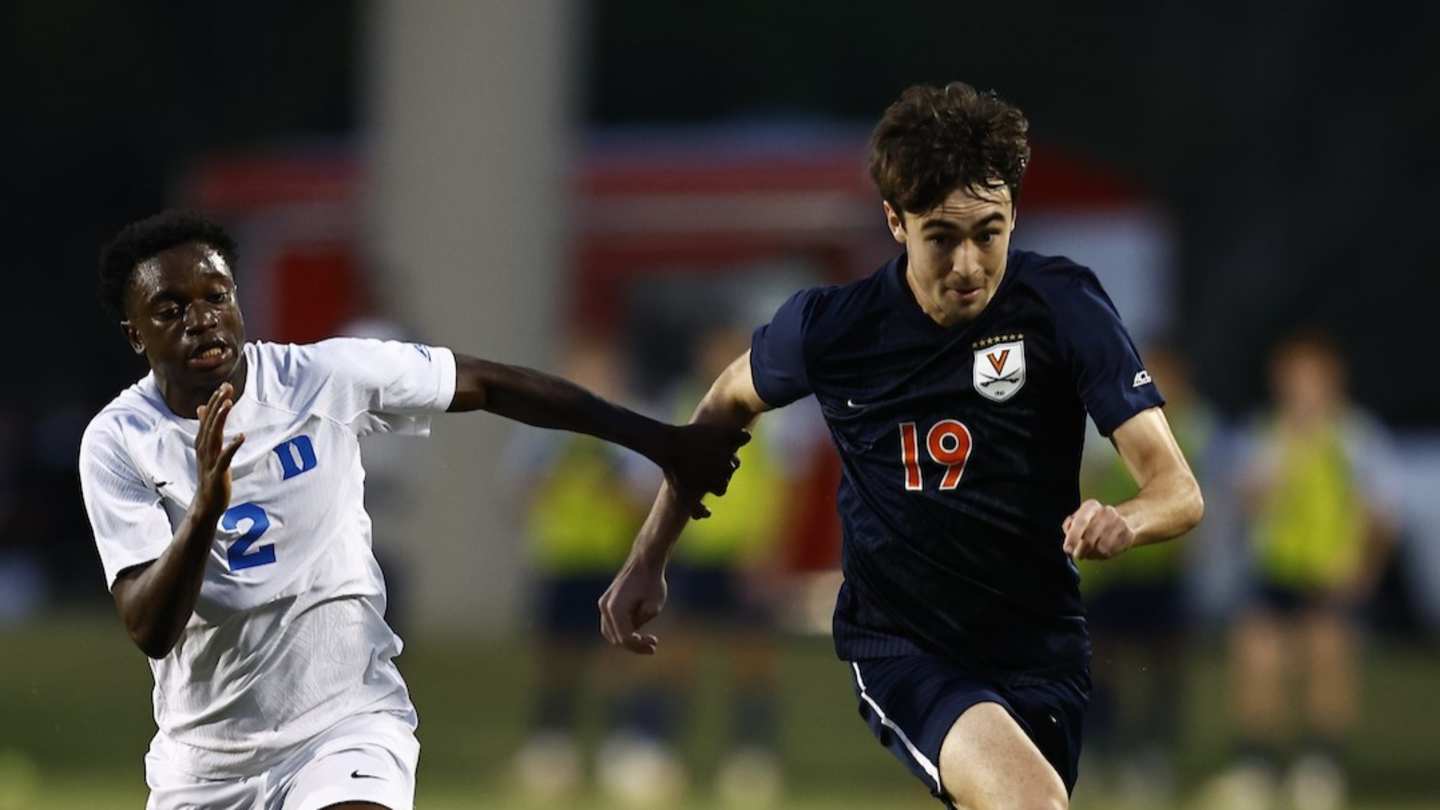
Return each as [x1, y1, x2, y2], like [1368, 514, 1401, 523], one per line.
[145, 711, 420, 810]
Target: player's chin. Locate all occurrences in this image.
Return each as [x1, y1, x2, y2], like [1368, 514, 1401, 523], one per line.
[179, 355, 240, 388]
[945, 298, 989, 322]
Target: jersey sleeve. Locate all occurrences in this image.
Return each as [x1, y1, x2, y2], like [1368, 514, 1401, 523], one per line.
[1341, 411, 1405, 520]
[79, 418, 175, 590]
[1052, 269, 1165, 436]
[749, 288, 822, 408]
[311, 338, 458, 437]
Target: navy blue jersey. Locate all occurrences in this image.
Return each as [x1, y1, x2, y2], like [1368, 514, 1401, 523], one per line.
[750, 250, 1163, 673]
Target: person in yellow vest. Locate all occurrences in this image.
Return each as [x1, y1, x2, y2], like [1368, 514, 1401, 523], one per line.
[608, 323, 792, 808]
[1078, 345, 1211, 807]
[508, 341, 655, 801]
[1214, 332, 1399, 810]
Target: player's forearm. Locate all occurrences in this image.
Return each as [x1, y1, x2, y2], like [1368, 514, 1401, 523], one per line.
[449, 355, 673, 464]
[631, 384, 762, 566]
[114, 502, 224, 658]
[1116, 469, 1204, 548]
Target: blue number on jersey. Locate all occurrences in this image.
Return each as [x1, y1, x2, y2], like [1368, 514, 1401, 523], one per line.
[273, 435, 318, 480]
[222, 502, 275, 571]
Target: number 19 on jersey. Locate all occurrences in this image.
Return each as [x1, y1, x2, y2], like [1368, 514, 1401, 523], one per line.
[900, 420, 973, 492]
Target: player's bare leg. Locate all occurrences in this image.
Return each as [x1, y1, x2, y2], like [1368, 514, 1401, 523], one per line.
[1232, 611, 1288, 742]
[1200, 609, 1288, 809]
[1287, 608, 1355, 810]
[1302, 609, 1356, 736]
[938, 702, 1067, 810]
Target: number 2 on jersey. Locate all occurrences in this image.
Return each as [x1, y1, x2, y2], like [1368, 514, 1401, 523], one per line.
[900, 420, 973, 491]
[221, 502, 276, 571]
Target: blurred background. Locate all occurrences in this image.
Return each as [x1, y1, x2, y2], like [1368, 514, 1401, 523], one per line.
[3, 2, 1439, 808]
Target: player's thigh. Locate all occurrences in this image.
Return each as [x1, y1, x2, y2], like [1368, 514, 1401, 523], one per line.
[1233, 609, 1287, 675]
[146, 775, 261, 810]
[280, 718, 419, 810]
[145, 749, 264, 810]
[1300, 607, 1355, 670]
[939, 702, 1068, 810]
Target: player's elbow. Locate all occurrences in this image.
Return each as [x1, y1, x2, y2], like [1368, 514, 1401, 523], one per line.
[138, 640, 174, 660]
[128, 629, 171, 659]
[697, 353, 766, 424]
[118, 605, 178, 659]
[1177, 474, 1205, 535]
[127, 621, 178, 659]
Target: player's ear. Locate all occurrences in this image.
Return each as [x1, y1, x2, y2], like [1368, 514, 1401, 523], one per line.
[121, 321, 145, 355]
[882, 201, 907, 244]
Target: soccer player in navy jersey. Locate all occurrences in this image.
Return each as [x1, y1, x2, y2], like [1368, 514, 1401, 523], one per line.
[599, 82, 1204, 810]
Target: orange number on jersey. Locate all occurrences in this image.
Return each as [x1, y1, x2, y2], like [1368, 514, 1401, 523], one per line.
[899, 419, 974, 491]
[899, 422, 923, 491]
[926, 420, 973, 490]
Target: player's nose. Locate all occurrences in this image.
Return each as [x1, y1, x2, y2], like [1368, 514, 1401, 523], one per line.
[184, 303, 220, 334]
[950, 242, 983, 278]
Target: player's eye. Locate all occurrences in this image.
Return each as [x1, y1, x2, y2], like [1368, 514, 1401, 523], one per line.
[155, 307, 180, 320]
[208, 291, 230, 304]
[976, 231, 997, 245]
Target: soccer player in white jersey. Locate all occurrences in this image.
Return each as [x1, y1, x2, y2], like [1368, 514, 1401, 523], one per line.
[78, 211, 747, 810]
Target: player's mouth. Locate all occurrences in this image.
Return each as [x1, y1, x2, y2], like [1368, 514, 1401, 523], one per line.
[944, 287, 983, 305]
[187, 341, 233, 371]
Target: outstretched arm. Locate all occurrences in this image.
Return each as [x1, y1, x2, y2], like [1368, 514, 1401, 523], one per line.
[112, 383, 244, 658]
[1063, 406, 1204, 560]
[447, 353, 747, 517]
[599, 351, 771, 653]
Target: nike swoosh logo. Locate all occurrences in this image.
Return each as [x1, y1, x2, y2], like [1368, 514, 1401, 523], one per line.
[847, 399, 866, 408]
[351, 770, 384, 780]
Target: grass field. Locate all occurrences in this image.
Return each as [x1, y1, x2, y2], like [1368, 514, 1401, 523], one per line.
[2, 614, 1438, 809]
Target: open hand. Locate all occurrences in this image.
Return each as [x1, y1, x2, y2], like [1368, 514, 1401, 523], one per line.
[1062, 499, 1134, 561]
[598, 555, 667, 655]
[193, 383, 245, 518]
[658, 424, 749, 519]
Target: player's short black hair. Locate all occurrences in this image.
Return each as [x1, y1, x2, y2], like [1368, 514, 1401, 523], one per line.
[98, 210, 237, 319]
[869, 81, 1031, 215]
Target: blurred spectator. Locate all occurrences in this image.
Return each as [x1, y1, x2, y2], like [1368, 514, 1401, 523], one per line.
[1078, 345, 1213, 808]
[1206, 332, 1400, 810]
[507, 340, 656, 802]
[605, 323, 791, 808]
[0, 406, 49, 623]
[593, 324, 794, 801]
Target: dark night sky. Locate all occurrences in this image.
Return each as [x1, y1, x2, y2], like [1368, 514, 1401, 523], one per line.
[6, 0, 1438, 424]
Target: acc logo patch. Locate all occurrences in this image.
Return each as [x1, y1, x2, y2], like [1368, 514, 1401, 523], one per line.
[973, 339, 1026, 402]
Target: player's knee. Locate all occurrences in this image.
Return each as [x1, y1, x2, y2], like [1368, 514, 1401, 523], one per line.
[943, 763, 1068, 810]
[974, 786, 1065, 810]
[962, 789, 1066, 810]
[1028, 788, 1069, 810]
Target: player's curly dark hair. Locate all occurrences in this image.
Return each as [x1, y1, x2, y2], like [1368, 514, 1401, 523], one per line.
[869, 81, 1031, 216]
[98, 210, 237, 319]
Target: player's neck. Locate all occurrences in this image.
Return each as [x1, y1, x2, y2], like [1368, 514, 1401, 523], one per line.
[158, 357, 250, 420]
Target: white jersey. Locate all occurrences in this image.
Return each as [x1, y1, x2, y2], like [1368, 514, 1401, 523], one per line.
[78, 338, 456, 779]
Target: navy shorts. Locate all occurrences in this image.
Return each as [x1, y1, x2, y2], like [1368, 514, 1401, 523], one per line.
[847, 655, 1090, 807]
[1253, 580, 1355, 619]
[536, 572, 617, 638]
[667, 564, 770, 626]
